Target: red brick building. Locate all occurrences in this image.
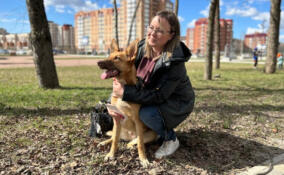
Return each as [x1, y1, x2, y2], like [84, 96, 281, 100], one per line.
[244, 32, 267, 50]
[186, 18, 233, 56]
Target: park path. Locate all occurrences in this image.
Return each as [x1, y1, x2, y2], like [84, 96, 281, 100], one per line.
[0, 55, 104, 68]
[0, 55, 260, 69]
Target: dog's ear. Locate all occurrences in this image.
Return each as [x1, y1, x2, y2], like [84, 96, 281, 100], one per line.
[126, 39, 139, 62]
[111, 39, 119, 52]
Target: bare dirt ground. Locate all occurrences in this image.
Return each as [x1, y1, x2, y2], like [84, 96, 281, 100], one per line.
[0, 55, 101, 68]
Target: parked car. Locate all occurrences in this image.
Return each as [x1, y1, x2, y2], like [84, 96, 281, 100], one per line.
[16, 50, 27, 55]
[9, 50, 16, 56]
[0, 49, 9, 55]
[53, 49, 64, 55]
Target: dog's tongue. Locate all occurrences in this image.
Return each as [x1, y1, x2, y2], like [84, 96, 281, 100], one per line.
[100, 70, 119, 79]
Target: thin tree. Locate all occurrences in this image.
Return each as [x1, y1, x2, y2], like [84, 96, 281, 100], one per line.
[26, 0, 59, 88]
[113, 0, 119, 49]
[204, 0, 217, 80]
[214, 0, 220, 69]
[127, 0, 142, 46]
[174, 0, 179, 16]
[265, 0, 282, 73]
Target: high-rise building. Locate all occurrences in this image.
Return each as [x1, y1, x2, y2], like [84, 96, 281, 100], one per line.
[48, 21, 60, 48]
[74, 0, 173, 53]
[244, 32, 267, 50]
[75, 9, 114, 53]
[186, 18, 233, 56]
[185, 28, 194, 51]
[61, 24, 75, 52]
[0, 33, 30, 50]
[48, 21, 75, 52]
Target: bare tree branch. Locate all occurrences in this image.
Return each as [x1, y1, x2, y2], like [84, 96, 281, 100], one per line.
[127, 0, 142, 46]
[113, 0, 119, 49]
[174, 0, 179, 16]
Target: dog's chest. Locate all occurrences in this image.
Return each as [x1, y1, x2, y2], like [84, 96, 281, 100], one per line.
[114, 98, 140, 121]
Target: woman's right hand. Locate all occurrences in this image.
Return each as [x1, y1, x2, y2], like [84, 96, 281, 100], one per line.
[107, 107, 124, 122]
[112, 78, 124, 98]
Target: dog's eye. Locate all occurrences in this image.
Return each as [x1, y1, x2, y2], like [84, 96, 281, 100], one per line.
[114, 56, 120, 60]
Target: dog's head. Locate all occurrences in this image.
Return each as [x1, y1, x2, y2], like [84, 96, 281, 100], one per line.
[97, 39, 139, 80]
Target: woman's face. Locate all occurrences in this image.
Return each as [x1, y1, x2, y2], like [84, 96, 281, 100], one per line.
[147, 16, 173, 51]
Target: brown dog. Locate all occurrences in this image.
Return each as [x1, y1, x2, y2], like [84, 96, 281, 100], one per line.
[97, 39, 157, 167]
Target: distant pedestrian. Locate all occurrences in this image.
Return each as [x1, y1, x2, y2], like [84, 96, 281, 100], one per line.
[277, 53, 283, 69]
[253, 48, 258, 68]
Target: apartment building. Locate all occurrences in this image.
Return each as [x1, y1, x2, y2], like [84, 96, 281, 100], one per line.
[185, 28, 194, 51]
[48, 21, 75, 52]
[0, 33, 30, 49]
[186, 18, 233, 56]
[48, 21, 60, 48]
[244, 32, 267, 51]
[74, 0, 173, 53]
[61, 24, 75, 52]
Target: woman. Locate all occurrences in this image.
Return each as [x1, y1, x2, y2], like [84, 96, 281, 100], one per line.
[110, 10, 195, 159]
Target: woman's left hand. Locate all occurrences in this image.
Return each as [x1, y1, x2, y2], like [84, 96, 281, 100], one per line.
[112, 78, 124, 98]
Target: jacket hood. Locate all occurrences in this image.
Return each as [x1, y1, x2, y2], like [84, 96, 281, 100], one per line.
[169, 41, 192, 62]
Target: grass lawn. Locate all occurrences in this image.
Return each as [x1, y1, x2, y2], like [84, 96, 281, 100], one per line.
[0, 62, 283, 174]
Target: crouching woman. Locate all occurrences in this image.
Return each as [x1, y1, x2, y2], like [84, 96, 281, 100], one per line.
[111, 10, 195, 159]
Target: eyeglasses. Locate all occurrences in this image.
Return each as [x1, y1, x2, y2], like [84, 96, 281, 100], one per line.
[147, 25, 172, 36]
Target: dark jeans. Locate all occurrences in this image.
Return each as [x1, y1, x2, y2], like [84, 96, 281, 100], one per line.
[139, 105, 176, 141]
[254, 57, 258, 67]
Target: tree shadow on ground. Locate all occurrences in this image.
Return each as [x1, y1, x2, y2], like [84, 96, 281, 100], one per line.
[0, 57, 7, 60]
[195, 87, 284, 93]
[59, 86, 112, 91]
[149, 129, 284, 174]
[0, 102, 95, 117]
[194, 103, 284, 120]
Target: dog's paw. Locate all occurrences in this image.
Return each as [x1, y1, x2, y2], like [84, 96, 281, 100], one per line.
[126, 138, 137, 149]
[97, 142, 106, 147]
[126, 142, 136, 149]
[140, 158, 150, 168]
[97, 139, 112, 147]
[104, 153, 115, 161]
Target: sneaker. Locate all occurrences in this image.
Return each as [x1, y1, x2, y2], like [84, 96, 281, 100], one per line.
[154, 138, 180, 159]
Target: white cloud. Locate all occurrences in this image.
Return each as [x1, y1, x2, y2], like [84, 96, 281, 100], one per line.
[0, 18, 16, 23]
[226, 7, 258, 17]
[178, 16, 184, 23]
[187, 19, 196, 28]
[279, 35, 284, 42]
[55, 5, 65, 13]
[246, 27, 263, 34]
[44, 0, 100, 13]
[252, 12, 269, 21]
[220, 0, 224, 6]
[200, 4, 210, 17]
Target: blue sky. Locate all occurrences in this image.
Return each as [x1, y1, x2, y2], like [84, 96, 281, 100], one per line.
[0, 0, 284, 41]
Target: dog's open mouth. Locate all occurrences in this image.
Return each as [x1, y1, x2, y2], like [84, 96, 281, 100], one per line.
[100, 70, 119, 79]
[97, 60, 120, 79]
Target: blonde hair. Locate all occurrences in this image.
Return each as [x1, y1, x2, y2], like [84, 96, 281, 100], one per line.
[145, 10, 180, 59]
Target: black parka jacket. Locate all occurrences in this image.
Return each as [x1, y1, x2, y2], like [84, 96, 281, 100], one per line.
[122, 39, 195, 129]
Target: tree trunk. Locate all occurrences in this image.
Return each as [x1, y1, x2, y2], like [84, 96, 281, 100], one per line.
[265, 0, 281, 73]
[113, 0, 120, 49]
[204, 0, 217, 80]
[214, 0, 220, 69]
[127, 0, 142, 46]
[174, 0, 179, 16]
[26, 0, 59, 88]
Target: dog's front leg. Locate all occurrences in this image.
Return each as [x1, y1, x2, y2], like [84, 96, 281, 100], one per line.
[105, 117, 121, 161]
[135, 120, 150, 168]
